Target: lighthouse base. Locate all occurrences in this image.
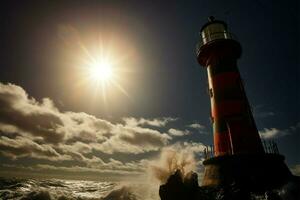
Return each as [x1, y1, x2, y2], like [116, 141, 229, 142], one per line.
[202, 153, 292, 191]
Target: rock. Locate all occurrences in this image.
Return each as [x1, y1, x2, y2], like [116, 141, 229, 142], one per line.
[159, 171, 300, 200]
[159, 170, 199, 200]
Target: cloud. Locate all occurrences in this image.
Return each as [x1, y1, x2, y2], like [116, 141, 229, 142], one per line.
[168, 128, 190, 137]
[259, 128, 284, 139]
[94, 125, 171, 154]
[290, 164, 300, 176]
[254, 111, 275, 118]
[0, 142, 207, 181]
[118, 127, 170, 147]
[1, 158, 147, 176]
[253, 105, 275, 119]
[187, 123, 205, 130]
[187, 123, 207, 134]
[0, 83, 64, 143]
[0, 136, 70, 161]
[259, 122, 300, 139]
[0, 82, 210, 180]
[0, 82, 172, 162]
[123, 117, 177, 127]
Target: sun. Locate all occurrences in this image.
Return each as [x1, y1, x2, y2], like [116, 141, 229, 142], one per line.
[83, 54, 129, 102]
[72, 34, 130, 103]
[89, 60, 113, 82]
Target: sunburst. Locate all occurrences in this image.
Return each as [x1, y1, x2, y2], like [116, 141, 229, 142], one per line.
[75, 36, 129, 103]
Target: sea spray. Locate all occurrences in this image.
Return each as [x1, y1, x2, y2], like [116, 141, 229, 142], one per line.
[149, 147, 198, 184]
[0, 146, 201, 200]
[101, 146, 201, 200]
[100, 181, 160, 200]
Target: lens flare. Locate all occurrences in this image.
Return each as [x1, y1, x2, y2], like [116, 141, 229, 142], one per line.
[60, 26, 132, 104]
[89, 60, 113, 82]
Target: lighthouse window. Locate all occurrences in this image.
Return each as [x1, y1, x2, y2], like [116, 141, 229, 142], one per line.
[209, 88, 213, 97]
[210, 116, 214, 123]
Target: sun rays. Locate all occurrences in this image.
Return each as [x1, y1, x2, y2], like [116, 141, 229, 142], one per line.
[72, 33, 130, 104]
[88, 59, 113, 82]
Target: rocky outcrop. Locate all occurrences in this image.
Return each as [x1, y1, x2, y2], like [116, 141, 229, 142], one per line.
[159, 170, 300, 200]
[159, 170, 200, 200]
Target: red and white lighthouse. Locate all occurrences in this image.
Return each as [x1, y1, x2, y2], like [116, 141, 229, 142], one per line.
[196, 17, 292, 188]
[197, 16, 264, 156]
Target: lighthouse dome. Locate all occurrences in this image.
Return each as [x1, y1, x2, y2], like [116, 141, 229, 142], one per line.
[200, 16, 235, 45]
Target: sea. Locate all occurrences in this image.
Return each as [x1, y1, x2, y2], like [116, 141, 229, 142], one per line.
[0, 177, 299, 200]
[0, 177, 160, 200]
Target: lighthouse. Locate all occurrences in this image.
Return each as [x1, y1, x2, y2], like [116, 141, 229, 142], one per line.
[197, 16, 264, 156]
[196, 17, 292, 189]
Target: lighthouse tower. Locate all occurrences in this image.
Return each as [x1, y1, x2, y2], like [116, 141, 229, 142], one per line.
[196, 17, 292, 189]
[197, 16, 264, 156]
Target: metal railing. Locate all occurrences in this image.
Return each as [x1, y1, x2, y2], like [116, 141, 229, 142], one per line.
[262, 140, 280, 154]
[202, 140, 280, 160]
[203, 145, 214, 160]
[196, 31, 238, 56]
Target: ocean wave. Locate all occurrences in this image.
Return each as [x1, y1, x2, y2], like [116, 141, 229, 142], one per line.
[1, 176, 299, 200]
[0, 177, 159, 200]
[0, 177, 114, 200]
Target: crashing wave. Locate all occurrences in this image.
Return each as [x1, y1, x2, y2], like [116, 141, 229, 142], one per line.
[0, 177, 159, 200]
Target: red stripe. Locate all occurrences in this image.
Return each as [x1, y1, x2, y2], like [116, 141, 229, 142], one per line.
[210, 72, 240, 89]
[211, 100, 245, 118]
[213, 131, 232, 156]
[227, 120, 264, 154]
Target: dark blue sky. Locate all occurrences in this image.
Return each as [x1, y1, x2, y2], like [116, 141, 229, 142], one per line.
[0, 0, 299, 179]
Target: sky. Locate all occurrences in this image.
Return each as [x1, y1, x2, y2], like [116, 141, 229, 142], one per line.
[0, 0, 299, 181]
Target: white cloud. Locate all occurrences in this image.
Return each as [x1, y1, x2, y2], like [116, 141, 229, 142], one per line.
[92, 125, 171, 154]
[123, 117, 177, 127]
[259, 128, 283, 139]
[0, 82, 211, 180]
[168, 128, 190, 137]
[0, 136, 71, 161]
[187, 123, 205, 130]
[290, 164, 300, 176]
[0, 82, 172, 162]
[253, 105, 275, 119]
[259, 122, 300, 139]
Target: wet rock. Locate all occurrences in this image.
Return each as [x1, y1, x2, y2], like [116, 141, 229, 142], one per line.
[159, 170, 200, 200]
[159, 171, 300, 200]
